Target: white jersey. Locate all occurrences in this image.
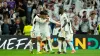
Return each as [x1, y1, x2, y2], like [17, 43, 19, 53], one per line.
[36, 16, 57, 34]
[30, 15, 57, 39]
[59, 13, 68, 29]
[31, 15, 40, 32]
[36, 16, 57, 41]
[58, 13, 67, 37]
[59, 13, 73, 33]
[66, 12, 75, 21]
[59, 13, 73, 40]
[35, 16, 50, 41]
[30, 15, 41, 38]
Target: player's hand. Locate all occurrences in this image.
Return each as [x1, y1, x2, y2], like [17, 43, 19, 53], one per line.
[56, 22, 61, 26]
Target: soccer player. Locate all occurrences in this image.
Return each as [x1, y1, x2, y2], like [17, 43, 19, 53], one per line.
[59, 7, 76, 54]
[29, 14, 41, 54]
[29, 24, 35, 54]
[56, 7, 67, 54]
[29, 11, 46, 54]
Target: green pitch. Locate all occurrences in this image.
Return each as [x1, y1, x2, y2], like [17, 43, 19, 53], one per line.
[0, 49, 100, 56]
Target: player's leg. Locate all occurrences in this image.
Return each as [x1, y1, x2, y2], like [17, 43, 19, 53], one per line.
[29, 32, 35, 54]
[57, 37, 62, 54]
[42, 40, 49, 52]
[36, 32, 42, 54]
[66, 34, 76, 53]
[47, 37, 52, 51]
[41, 32, 49, 52]
[67, 41, 76, 53]
[47, 36, 55, 54]
[45, 31, 54, 53]
[40, 41, 44, 51]
[37, 36, 41, 53]
[29, 39, 33, 53]
[29, 38, 36, 54]
[62, 38, 67, 54]
[35, 33, 41, 52]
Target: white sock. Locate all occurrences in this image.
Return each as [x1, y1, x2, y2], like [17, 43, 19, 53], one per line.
[63, 41, 67, 52]
[48, 39, 52, 51]
[68, 42, 75, 50]
[37, 42, 40, 52]
[58, 40, 62, 52]
[44, 44, 48, 51]
[29, 40, 33, 52]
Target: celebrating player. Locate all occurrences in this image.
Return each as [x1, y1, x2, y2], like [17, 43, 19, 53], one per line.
[29, 11, 47, 54]
[42, 11, 61, 53]
[59, 7, 76, 54]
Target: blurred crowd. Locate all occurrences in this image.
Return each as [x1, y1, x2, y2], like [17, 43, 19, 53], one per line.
[0, 0, 100, 35]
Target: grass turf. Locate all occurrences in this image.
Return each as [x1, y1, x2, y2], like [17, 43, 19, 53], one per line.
[0, 49, 100, 56]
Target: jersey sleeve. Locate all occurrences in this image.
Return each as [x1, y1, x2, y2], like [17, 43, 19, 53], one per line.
[35, 17, 47, 23]
[49, 17, 57, 23]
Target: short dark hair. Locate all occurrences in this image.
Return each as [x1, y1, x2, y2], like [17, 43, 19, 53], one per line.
[40, 10, 48, 15]
[59, 6, 64, 14]
[82, 16, 86, 18]
[40, 11, 45, 15]
[43, 10, 48, 15]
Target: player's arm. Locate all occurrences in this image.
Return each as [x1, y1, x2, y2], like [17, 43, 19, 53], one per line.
[34, 15, 48, 23]
[49, 17, 61, 25]
[36, 17, 48, 23]
[49, 17, 57, 23]
[62, 19, 68, 28]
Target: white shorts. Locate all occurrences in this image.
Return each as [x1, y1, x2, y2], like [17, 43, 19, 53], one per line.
[65, 33, 73, 41]
[58, 30, 66, 38]
[40, 31, 50, 41]
[30, 31, 41, 38]
[35, 32, 41, 37]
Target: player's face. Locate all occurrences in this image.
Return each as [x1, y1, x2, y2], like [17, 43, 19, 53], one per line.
[45, 15, 49, 19]
[40, 15, 45, 19]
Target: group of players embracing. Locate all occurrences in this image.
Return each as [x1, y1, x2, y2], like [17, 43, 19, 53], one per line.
[29, 7, 76, 54]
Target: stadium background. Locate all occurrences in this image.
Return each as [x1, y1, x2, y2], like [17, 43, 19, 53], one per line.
[0, 34, 100, 50]
[0, 35, 100, 56]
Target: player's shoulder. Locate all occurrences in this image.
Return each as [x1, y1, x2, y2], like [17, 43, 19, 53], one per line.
[34, 15, 39, 19]
[34, 15, 42, 21]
